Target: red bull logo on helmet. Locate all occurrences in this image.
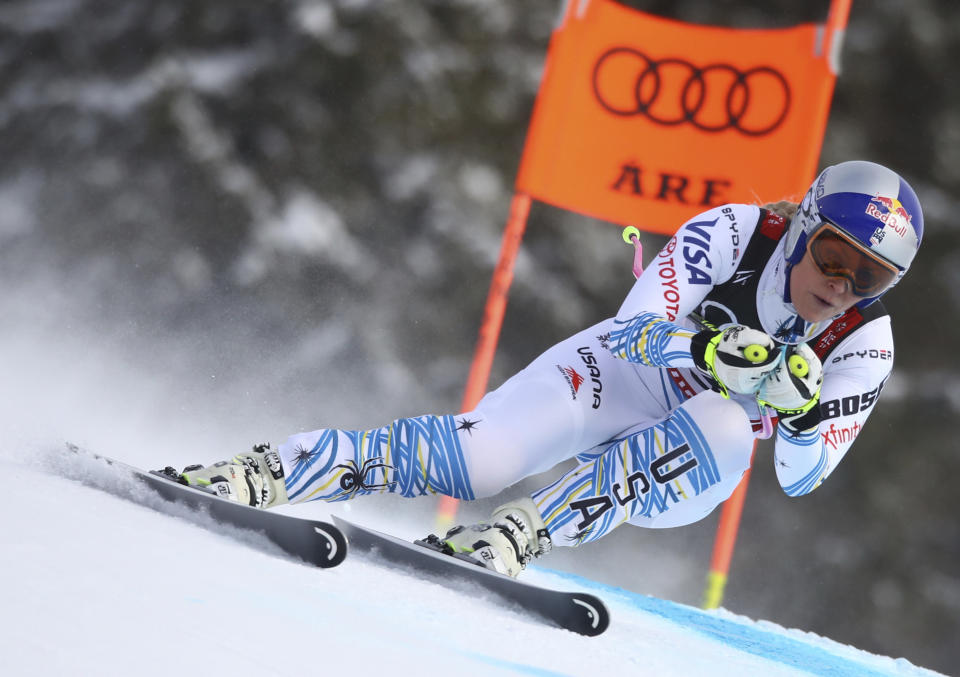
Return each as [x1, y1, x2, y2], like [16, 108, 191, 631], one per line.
[866, 194, 911, 240]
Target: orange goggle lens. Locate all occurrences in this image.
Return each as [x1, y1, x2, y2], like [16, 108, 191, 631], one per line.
[808, 224, 900, 297]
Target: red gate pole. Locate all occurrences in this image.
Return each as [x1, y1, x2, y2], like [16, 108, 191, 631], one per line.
[435, 193, 532, 529]
[701, 0, 852, 611]
[702, 446, 756, 609]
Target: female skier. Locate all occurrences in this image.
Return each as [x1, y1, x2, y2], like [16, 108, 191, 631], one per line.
[172, 160, 923, 577]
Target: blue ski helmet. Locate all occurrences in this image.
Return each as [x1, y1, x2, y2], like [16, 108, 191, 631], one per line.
[784, 160, 924, 306]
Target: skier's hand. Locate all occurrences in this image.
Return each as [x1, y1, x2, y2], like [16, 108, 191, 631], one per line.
[758, 342, 823, 421]
[690, 325, 780, 397]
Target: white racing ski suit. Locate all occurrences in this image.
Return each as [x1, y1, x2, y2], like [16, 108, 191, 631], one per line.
[274, 204, 894, 546]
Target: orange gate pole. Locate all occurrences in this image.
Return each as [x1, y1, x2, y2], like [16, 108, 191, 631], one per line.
[435, 192, 532, 529]
[702, 446, 756, 609]
[702, 0, 852, 611]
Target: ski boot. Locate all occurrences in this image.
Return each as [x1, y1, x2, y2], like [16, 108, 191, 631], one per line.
[159, 444, 289, 509]
[422, 497, 552, 577]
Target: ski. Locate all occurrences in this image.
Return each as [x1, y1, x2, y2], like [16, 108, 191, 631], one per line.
[63, 444, 347, 568]
[332, 516, 610, 636]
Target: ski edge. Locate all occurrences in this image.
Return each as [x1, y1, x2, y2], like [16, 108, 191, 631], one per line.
[332, 516, 610, 636]
[63, 443, 348, 569]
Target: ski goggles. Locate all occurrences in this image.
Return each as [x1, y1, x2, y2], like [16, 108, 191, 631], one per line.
[807, 223, 900, 297]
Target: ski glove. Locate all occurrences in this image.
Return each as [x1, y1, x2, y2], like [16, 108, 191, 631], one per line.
[757, 343, 824, 435]
[690, 325, 781, 397]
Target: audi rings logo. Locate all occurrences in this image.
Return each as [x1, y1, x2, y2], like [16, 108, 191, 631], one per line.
[591, 47, 791, 136]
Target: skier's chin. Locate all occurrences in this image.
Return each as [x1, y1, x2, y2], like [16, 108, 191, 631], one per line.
[796, 291, 853, 323]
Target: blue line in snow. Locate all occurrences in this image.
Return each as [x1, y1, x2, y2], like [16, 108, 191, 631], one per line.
[538, 569, 917, 677]
[460, 650, 573, 677]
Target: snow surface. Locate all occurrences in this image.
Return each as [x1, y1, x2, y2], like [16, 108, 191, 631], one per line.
[1, 445, 945, 677]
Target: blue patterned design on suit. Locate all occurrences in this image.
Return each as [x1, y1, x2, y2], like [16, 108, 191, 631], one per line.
[286, 415, 475, 503]
[778, 427, 826, 497]
[286, 429, 340, 500]
[608, 312, 693, 366]
[534, 406, 721, 544]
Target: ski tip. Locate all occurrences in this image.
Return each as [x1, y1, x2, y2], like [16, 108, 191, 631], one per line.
[313, 523, 348, 568]
[570, 594, 610, 636]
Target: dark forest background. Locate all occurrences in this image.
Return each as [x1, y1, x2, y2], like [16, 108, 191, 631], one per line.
[1, 1, 957, 673]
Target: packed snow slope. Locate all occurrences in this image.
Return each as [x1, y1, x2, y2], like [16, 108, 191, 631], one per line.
[1, 445, 944, 677]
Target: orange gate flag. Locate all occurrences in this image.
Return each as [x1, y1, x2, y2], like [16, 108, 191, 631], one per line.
[515, 0, 841, 232]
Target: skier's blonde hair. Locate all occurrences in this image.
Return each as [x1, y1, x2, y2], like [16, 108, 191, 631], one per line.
[762, 200, 798, 221]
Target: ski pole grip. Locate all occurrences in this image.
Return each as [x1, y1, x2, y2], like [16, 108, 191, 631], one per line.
[622, 226, 644, 278]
